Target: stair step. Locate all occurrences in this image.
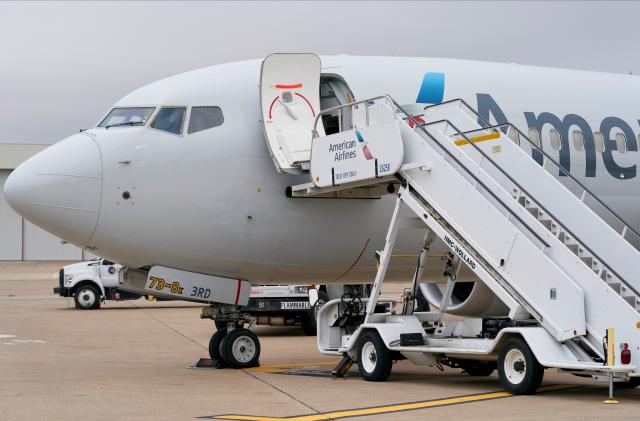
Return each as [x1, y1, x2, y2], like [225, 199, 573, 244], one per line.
[620, 285, 637, 298]
[565, 243, 580, 255]
[580, 256, 594, 267]
[538, 218, 553, 231]
[607, 282, 622, 294]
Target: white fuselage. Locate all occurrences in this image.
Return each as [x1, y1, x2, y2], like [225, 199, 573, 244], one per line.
[5, 56, 640, 285]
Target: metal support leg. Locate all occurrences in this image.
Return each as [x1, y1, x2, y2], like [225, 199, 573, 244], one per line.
[403, 229, 436, 315]
[365, 189, 405, 323]
[603, 327, 619, 404]
[436, 256, 462, 323]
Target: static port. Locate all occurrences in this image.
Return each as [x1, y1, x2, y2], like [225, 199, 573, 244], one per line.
[122, 191, 131, 200]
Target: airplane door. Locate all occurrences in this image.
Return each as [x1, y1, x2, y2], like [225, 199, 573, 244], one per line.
[260, 53, 324, 173]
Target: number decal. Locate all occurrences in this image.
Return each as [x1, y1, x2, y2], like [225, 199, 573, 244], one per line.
[379, 163, 391, 173]
[146, 276, 184, 295]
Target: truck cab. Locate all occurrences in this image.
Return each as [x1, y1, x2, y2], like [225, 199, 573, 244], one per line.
[54, 259, 141, 309]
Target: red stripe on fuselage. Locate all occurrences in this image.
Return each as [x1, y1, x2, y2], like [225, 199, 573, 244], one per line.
[234, 279, 242, 305]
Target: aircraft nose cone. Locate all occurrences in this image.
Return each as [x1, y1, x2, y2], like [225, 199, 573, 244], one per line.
[4, 133, 102, 246]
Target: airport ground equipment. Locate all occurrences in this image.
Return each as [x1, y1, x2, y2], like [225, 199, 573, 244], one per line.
[219, 284, 328, 335]
[298, 92, 640, 395]
[55, 259, 140, 309]
[119, 264, 367, 367]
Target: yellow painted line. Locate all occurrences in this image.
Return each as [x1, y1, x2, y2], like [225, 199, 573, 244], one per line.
[454, 132, 501, 146]
[246, 361, 337, 374]
[214, 384, 576, 421]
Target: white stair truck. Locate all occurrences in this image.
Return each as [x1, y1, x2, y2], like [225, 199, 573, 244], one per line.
[259, 53, 640, 395]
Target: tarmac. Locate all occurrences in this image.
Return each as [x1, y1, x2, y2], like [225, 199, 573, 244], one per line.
[0, 262, 638, 420]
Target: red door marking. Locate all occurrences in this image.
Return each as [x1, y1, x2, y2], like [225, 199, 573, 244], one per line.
[267, 93, 316, 120]
[268, 96, 279, 120]
[275, 83, 303, 89]
[294, 92, 316, 117]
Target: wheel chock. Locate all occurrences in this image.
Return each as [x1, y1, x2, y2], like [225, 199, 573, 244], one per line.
[194, 358, 225, 369]
[332, 355, 354, 378]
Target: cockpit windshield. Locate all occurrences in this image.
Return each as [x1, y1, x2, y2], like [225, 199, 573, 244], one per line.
[98, 107, 155, 128]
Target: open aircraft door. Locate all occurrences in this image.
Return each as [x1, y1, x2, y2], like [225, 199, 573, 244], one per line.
[260, 53, 324, 174]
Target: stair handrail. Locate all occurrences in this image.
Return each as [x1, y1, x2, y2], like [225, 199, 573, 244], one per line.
[312, 95, 395, 136]
[422, 98, 640, 245]
[311, 94, 550, 247]
[393, 100, 640, 299]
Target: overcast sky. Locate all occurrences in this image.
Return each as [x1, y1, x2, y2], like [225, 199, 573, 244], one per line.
[1, 1, 639, 144]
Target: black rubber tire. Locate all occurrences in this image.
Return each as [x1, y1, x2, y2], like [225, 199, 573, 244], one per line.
[615, 377, 640, 389]
[497, 337, 544, 394]
[208, 329, 228, 368]
[301, 291, 329, 336]
[300, 314, 316, 336]
[73, 284, 101, 310]
[357, 331, 392, 382]
[220, 328, 261, 369]
[463, 361, 496, 377]
[415, 286, 429, 312]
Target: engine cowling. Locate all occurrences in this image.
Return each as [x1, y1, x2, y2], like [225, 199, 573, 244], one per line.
[420, 281, 509, 317]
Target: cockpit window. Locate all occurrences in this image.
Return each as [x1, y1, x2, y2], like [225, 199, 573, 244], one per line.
[151, 107, 186, 135]
[188, 106, 224, 134]
[99, 107, 155, 128]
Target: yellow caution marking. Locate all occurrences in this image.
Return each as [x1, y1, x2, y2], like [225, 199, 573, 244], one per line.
[214, 384, 576, 420]
[454, 132, 501, 146]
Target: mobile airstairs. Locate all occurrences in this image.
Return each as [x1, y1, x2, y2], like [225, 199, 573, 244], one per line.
[283, 93, 640, 395]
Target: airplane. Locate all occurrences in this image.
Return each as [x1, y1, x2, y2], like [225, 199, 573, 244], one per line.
[5, 53, 640, 370]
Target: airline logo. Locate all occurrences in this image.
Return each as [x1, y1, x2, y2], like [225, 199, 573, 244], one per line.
[355, 129, 375, 160]
[416, 72, 445, 104]
[413, 71, 637, 180]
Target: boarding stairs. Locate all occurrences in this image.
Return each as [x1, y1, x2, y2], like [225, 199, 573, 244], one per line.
[287, 95, 640, 367]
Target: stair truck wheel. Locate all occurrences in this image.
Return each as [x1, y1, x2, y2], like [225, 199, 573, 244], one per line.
[614, 377, 640, 389]
[498, 337, 544, 394]
[74, 284, 101, 310]
[220, 328, 261, 369]
[357, 331, 392, 382]
[208, 329, 228, 368]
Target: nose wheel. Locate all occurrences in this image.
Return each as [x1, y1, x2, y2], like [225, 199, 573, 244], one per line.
[209, 328, 261, 369]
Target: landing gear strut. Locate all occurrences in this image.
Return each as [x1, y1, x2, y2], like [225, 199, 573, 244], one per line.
[201, 304, 261, 368]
